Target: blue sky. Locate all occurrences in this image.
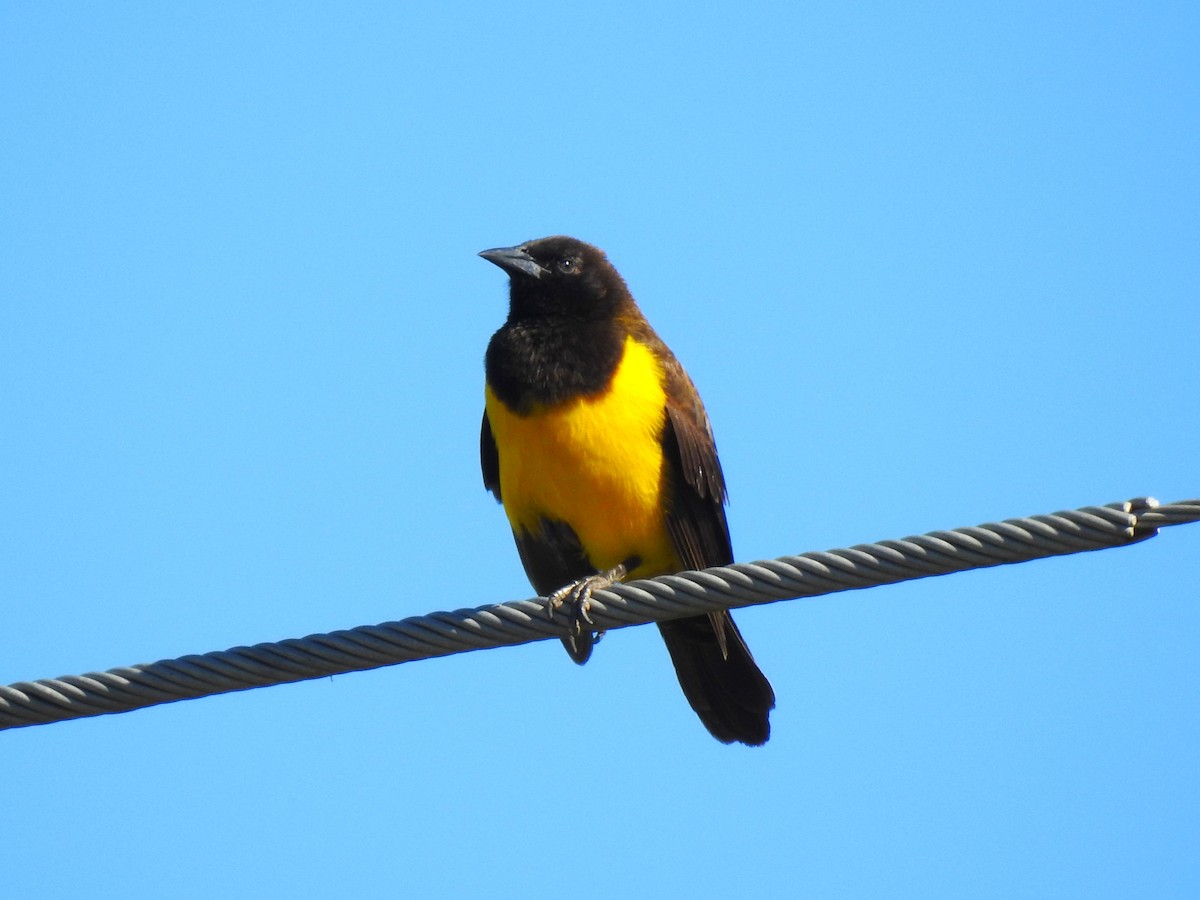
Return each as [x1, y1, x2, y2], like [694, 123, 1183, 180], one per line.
[2, 3, 1197, 897]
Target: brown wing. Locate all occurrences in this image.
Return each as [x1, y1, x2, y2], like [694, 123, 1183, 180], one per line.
[662, 399, 733, 571]
[653, 347, 775, 746]
[628, 328, 731, 569]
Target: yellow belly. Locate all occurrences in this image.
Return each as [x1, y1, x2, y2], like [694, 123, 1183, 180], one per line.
[485, 335, 679, 578]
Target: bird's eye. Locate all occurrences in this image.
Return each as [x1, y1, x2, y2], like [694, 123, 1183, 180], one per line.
[556, 257, 576, 274]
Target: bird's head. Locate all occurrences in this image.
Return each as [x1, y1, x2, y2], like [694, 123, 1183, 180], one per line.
[479, 235, 630, 321]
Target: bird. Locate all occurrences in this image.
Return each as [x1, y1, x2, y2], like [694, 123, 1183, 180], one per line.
[479, 235, 775, 746]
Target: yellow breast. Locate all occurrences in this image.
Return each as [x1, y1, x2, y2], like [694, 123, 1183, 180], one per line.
[484, 335, 679, 577]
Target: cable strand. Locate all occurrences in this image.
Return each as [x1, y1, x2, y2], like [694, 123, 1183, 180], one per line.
[2, 496, 1196, 732]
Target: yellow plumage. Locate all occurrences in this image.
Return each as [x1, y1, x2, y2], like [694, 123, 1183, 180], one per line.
[484, 335, 679, 578]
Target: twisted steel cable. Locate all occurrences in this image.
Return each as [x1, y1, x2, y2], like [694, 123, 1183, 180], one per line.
[2, 496, 1196, 732]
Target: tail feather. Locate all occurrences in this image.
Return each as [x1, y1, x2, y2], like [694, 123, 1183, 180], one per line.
[657, 612, 775, 745]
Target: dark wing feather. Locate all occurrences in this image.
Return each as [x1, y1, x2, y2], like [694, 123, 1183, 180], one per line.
[654, 349, 775, 746]
[661, 359, 727, 504]
[662, 403, 733, 570]
[481, 410, 501, 502]
[652, 343, 733, 570]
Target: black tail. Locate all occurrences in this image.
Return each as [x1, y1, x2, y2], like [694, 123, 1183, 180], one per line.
[657, 611, 775, 745]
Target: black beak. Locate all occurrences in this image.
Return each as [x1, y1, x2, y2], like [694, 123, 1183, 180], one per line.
[478, 245, 547, 280]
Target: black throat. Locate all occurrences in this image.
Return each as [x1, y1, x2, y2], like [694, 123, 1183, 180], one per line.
[486, 315, 625, 413]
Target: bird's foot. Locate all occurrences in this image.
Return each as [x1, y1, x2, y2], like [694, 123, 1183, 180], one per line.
[547, 563, 626, 665]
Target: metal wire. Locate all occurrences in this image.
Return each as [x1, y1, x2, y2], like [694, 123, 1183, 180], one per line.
[2, 496, 1196, 732]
